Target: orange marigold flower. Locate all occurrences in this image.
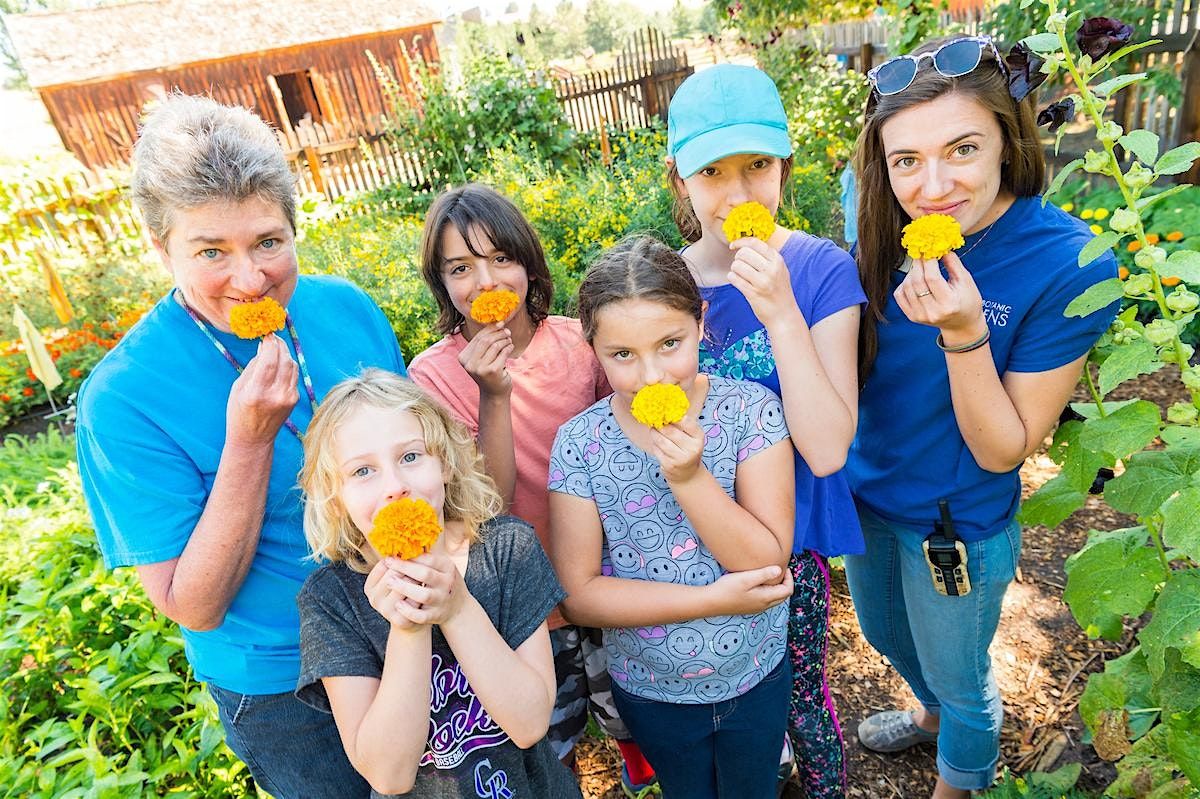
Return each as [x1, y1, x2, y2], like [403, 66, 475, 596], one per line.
[69, 368, 83, 378]
[229, 298, 287, 339]
[368, 498, 443, 559]
[630, 383, 689, 429]
[722, 201, 776, 242]
[901, 214, 964, 260]
[1146, 233, 1161, 245]
[22, 387, 34, 397]
[470, 289, 521, 324]
[1118, 266, 1130, 280]
[25, 368, 35, 382]
[0, 394, 10, 402]
[1162, 276, 1183, 287]
[1127, 240, 1143, 253]
[1167, 231, 1185, 242]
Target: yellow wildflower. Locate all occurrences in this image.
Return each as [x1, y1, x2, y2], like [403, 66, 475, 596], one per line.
[1093, 208, 1110, 220]
[1060, 202, 1075, 213]
[470, 289, 520, 324]
[368, 498, 442, 560]
[630, 383, 689, 429]
[1090, 224, 1103, 235]
[900, 214, 964, 260]
[229, 297, 286, 339]
[722, 202, 776, 243]
[1081, 209, 1095, 219]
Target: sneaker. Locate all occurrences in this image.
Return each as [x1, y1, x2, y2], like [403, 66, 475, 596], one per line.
[620, 763, 661, 798]
[857, 710, 938, 753]
[776, 736, 795, 797]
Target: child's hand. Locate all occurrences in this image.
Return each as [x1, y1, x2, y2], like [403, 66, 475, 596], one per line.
[894, 251, 986, 341]
[650, 416, 705, 483]
[708, 564, 793, 614]
[458, 323, 514, 397]
[364, 559, 424, 630]
[381, 553, 468, 627]
[727, 239, 801, 326]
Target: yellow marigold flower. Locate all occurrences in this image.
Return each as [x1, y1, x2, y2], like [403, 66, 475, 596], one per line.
[368, 497, 442, 560]
[630, 383, 689, 429]
[722, 201, 776, 243]
[1167, 231, 1185, 242]
[1059, 202, 1075, 213]
[1080, 209, 1094, 219]
[900, 214, 964, 260]
[470, 289, 520, 324]
[1089, 224, 1103, 235]
[1146, 233, 1161, 245]
[229, 297, 286, 339]
[1093, 208, 1110, 220]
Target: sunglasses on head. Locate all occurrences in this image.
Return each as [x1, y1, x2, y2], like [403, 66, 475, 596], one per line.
[867, 36, 1008, 96]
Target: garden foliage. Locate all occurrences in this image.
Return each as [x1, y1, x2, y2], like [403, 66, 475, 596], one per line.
[1015, 1, 1200, 793]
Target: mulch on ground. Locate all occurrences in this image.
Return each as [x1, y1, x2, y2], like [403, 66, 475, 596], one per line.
[576, 367, 1184, 798]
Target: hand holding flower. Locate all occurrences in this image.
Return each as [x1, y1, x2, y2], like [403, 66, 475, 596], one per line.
[382, 553, 468, 627]
[650, 415, 705, 484]
[895, 252, 987, 344]
[224, 333, 299, 447]
[727, 238, 803, 328]
[364, 558, 424, 630]
[458, 323, 514, 397]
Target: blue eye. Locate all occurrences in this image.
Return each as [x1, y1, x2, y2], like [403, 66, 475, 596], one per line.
[200, 248, 220, 260]
[260, 238, 277, 249]
[401, 452, 419, 464]
[352, 466, 371, 478]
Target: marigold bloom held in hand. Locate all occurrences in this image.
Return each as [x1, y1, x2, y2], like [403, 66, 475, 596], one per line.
[470, 289, 520, 324]
[900, 214, 964, 260]
[368, 497, 443, 559]
[229, 297, 287, 339]
[630, 383, 690, 429]
[722, 201, 776, 242]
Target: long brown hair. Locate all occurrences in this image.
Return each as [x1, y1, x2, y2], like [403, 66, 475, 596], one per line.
[853, 37, 1044, 385]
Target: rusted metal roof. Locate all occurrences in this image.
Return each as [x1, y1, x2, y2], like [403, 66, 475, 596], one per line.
[7, 0, 441, 88]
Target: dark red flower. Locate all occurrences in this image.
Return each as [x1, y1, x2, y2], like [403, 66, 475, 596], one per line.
[1004, 43, 1048, 102]
[1075, 17, 1134, 60]
[1037, 97, 1076, 132]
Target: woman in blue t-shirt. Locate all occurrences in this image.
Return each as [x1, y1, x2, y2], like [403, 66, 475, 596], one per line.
[845, 36, 1118, 798]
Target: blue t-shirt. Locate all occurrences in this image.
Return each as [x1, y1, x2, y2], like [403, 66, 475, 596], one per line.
[698, 232, 867, 557]
[846, 197, 1119, 541]
[548, 375, 791, 704]
[76, 275, 406, 695]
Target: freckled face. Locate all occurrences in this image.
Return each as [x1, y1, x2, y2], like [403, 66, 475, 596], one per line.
[155, 196, 298, 332]
[880, 92, 1013, 236]
[591, 298, 702, 405]
[334, 406, 448, 539]
[439, 223, 529, 334]
[675, 153, 784, 244]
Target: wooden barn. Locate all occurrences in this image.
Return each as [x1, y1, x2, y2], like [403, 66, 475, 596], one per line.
[7, 0, 442, 170]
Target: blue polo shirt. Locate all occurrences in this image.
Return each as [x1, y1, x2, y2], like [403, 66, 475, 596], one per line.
[77, 275, 405, 694]
[846, 197, 1118, 541]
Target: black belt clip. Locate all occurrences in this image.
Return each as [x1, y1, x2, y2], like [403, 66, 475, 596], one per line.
[923, 499, 972, 596]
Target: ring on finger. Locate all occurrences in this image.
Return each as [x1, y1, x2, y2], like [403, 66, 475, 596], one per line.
[916, 289, 933, 298]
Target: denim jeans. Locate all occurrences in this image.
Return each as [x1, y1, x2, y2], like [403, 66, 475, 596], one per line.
[208, 684, 370, 799]
[611, 659, 791, 798]
[843, 505, 1021, 791]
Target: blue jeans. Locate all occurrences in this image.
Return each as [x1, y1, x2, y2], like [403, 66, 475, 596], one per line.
[208, 684, 369, 799]
[843, 506, 1021, 791]
[611, 659, 791, 799]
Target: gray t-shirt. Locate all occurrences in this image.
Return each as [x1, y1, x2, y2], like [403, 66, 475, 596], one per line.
[296, 516, 579, 799]
[548, 374, 791, 704]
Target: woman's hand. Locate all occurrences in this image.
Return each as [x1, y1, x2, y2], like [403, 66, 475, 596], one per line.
[364, 559, 423, 630]
[894, 252, 988, 345]
[706, 564, 793, 615]
[225, 333, 299, 447]
[727, 238, 802, 325]
[380, 553, 468, 628]
[651, 416, 705, 484]
[459, 323, 514, 398]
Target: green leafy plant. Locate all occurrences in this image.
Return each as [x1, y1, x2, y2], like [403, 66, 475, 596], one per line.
[1016, 2, 1200, 794]
[978, 764, 1094, 798]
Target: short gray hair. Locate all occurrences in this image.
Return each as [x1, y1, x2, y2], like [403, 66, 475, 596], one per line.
[131, 93, 297, 244]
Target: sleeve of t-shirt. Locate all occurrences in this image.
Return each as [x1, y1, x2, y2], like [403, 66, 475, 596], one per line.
[76, 411, 209, 569]
[794, 238, 866, 327]
[295, 569, 381, 713]
[408, 344, 480, 435]
[1006, 250, 1119, 373]
[548, 417, 594, 499]
[735, 381, 790, 463]
[491, 518, 567, 649]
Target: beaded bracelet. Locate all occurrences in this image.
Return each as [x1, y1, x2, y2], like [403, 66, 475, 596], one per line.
[936, 328, 991, 353]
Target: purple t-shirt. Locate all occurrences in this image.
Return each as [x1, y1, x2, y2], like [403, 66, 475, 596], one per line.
[697, 232, 866, 557]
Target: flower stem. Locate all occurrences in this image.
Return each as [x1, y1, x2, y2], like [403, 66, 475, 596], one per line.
[1084, 361, 1105, 415]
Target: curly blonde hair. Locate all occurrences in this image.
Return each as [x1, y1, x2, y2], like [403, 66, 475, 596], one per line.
[300, 369, 503, 573]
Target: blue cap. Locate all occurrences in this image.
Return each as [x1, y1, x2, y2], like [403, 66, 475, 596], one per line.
[667, 64, 792, 179]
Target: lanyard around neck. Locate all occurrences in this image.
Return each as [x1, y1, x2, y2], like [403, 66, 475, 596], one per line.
[175, 290, 318, 441]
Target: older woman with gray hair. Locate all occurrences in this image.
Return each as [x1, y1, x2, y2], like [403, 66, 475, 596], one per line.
[76, 93, 405, 798]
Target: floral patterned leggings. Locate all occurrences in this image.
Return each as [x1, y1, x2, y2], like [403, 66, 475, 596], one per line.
[787, 550, 847, 798]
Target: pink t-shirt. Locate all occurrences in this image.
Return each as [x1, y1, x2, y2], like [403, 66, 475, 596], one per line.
[408, 316, 609, 629]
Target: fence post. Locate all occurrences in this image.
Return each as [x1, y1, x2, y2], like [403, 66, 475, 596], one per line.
[304, 146, 327, 195]
[1178, 32, 1200, 184]
[859, 42, 875, 73]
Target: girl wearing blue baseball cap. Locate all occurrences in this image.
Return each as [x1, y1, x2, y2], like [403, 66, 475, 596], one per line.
[667, 64, 865, 799]
[846, 36, 1117, 798]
